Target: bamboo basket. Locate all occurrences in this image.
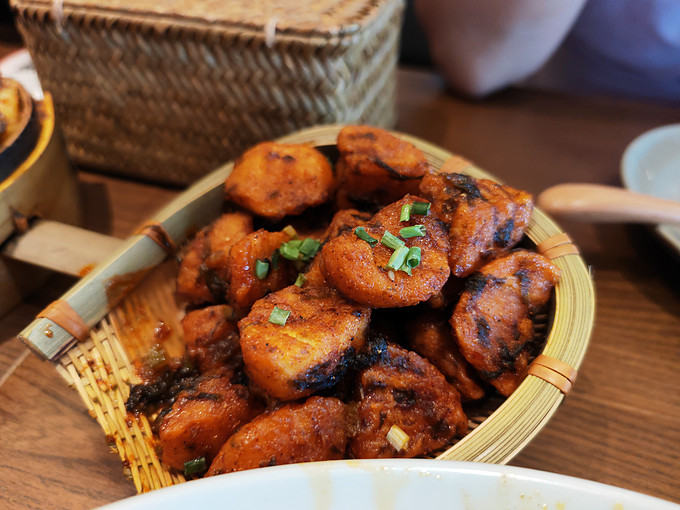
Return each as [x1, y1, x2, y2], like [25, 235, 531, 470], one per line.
[10, 0, 404, 185]
[18, 125, 595, 493]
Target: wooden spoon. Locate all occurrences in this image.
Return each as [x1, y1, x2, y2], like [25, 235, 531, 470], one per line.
[537, 183, 680, 226]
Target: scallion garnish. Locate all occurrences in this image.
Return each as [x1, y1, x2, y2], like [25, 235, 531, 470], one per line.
[355, 226, 377, 246]
[411, 201, 431, 215]
[268, 306, 291, 326]
[282, 225, 297, 238]
[400, 203, 412, 222]
[399, 225, 426, 238]
[183, 457, 207, 477]
[294, 273, 307, 287]
[386, 245, 409, 271]
[299, 238, 321, 261]
[271, 249, 280, 270]
[280, 239, 303, 260]
[255, 258, 270, 279]
[381, 230, 405, 250]
[399, 247, 422, 275]
[405, 246, 422, 270]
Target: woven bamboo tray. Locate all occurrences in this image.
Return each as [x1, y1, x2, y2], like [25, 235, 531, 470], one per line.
[18, 125, 595, 493]
[10, 0, 404, 185]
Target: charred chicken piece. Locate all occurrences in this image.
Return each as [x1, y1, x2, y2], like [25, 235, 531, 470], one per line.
[407, 310, 485, 401]
[176, 212, 253, 305]
[181, 305, 241, 374]
[451, 249, 560, 396]
[206, 396, 349, 475]
[157, 374, 262, 471]
[322, 195, 450, 307]
[238, 284, 371, 401]
[227, 229, 298, 313]
[335, 125, 429, 209]
[350, 343, 468, 458]
[224, 142, 335, 221]
[419, 171, 533, 277]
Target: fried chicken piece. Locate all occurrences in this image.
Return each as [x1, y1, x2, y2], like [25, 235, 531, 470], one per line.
[239, 284, 371, 400]
[321, 195, 451, 307]
[227, 229, 297, 313]
[157, 374, 262, 471]
[451, 249, 561, 396]
[181, 305, 240, 374]
[335, 125, 429, 210]
[224, 142, 335, 221]
[206, 396, 349, 475]
[350, 343, 468, 458]
[301, 209, 372, 288]
[419, 171, 533, 277]
[407, 310, 485, 401]
[176, 212, 253, 305]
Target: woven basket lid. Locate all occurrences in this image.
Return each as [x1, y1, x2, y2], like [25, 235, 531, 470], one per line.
[12, 0, 397, 37]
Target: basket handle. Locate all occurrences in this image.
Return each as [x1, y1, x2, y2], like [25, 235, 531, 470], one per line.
[16, 163, 231, 361]
[2, 219, 124, 277]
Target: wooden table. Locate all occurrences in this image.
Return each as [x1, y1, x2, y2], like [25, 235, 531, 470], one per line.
[1, 64, 679, 508]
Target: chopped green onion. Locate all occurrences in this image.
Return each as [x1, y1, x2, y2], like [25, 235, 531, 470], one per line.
[386, 245, 409, 271]
[183, 457, 206, 477]
[282, 225, 297, 238]
[355, 226, 377, 246]
[405, 246, 421, 269]
[271, 249, 280, 270]
[399, 203, 412, 222]
[299, 238, 321, 260]
[399, 225, 427, 238]
[294, 273, 307, 287]
[411, 201, 431, 215]
[268, 306, 291, 326]
[399, 247, 422, 275]
[255, 258, 270, 279]
[381, 230, 405, 250]
[280, 239, 302, 260]
[386, 424, 409, 451]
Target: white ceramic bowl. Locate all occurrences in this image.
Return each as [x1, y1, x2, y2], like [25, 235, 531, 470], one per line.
[97, 459, 679, 510]
[621, 124, 680, 253]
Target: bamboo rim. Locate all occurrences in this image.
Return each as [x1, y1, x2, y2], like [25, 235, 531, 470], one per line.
[32, 124, 594, 492]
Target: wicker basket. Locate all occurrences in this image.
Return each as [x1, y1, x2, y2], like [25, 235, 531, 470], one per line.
[10, 0, 404, 185]
[19, 125, 595, 494]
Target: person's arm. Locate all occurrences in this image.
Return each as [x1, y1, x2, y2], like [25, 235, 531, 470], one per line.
[415, 0, 588, 97]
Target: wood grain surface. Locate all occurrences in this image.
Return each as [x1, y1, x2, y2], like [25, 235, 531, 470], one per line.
[1, 60, 679, 508]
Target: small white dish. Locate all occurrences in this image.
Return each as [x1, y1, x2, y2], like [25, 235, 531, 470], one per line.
[622, 124, 680, 253]
[96, 459, 679, 510]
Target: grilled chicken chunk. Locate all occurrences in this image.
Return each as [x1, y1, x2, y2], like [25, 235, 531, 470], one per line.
[157, 374, 262, 471]
[207, 396, 349, 475]
[224, 142, 335, 221]
[176, 212, 253, 305]
[181, 305, 240, 374]
[407, 310, 485, 401]
[227, 229, 297, 313]
[335, 125, 429, 209]
[238, 284, 371, 400]
[451, 249, 560, 396]
[322, 195, 451, 307]
[350, 343, 468, 458]
[419, 171, 533, 277]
